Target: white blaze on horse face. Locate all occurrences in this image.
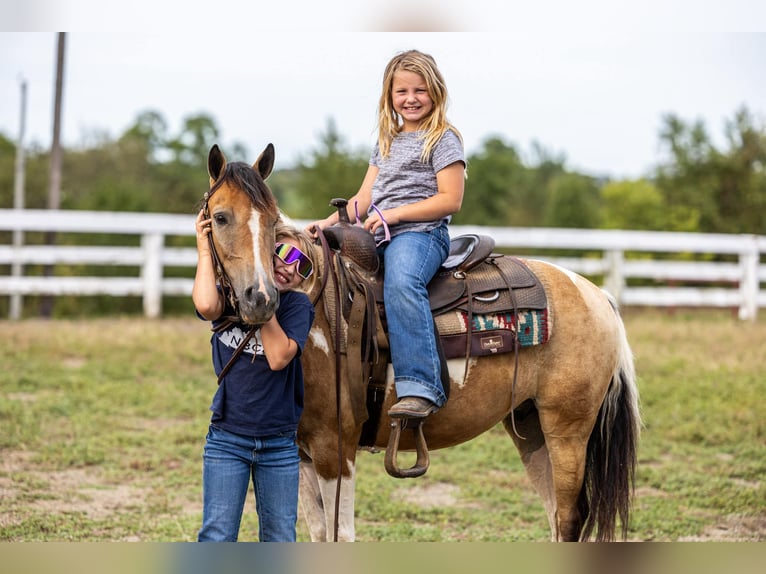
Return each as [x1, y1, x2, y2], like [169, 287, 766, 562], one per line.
[248, 210, 276, 304]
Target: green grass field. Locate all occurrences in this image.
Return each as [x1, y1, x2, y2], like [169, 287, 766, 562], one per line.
[1, 309, 764, 542]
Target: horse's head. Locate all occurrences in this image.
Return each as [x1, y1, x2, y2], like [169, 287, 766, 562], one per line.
[205, 144, 280, 325]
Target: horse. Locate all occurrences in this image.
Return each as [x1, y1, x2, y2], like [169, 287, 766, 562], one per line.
[201, 144, 641, 542]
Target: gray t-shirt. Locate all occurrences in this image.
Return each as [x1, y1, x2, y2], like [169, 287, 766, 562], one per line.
[369, 129, 465, 239]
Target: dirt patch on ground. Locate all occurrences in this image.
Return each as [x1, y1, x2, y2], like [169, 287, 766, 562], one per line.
[0, 450, 153, 530]
[394, 482, 471, 508]
[678, 515, 766, 542]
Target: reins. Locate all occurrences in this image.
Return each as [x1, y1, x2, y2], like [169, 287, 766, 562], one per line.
[313, 228, 344, 543]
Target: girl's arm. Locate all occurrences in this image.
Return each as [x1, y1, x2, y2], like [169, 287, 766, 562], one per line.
[363, 161, 465, 235]
[306, 165, 379, 235]
[192, 209, 225, 320]
[259, 315, 299, 371]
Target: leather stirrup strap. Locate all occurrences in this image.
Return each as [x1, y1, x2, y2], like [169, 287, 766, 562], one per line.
[489, 257, 526, 440]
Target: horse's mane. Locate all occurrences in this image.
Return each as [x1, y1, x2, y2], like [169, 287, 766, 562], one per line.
[210, 161, 278, 213]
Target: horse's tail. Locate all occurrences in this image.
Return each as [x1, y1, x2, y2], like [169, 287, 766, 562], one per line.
[578, 293, 641, 541]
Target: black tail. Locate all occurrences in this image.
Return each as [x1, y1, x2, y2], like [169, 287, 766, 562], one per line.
[578, 298, 641, 541]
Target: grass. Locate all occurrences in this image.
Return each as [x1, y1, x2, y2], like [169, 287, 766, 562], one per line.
[0, 310, 764, 542]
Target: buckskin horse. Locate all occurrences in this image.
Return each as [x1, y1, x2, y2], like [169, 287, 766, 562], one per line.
[202, 144, 641, 542]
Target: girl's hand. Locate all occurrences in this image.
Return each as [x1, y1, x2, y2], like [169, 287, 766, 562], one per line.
[195, 209, 213, 253]
[364, 208, 398, 234]
[305, 216, 334, 238]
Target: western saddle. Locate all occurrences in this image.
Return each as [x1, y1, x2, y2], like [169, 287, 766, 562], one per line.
[319, 199, 547, 478]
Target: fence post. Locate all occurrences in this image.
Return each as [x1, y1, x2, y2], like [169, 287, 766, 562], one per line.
[9, 243, 23, 320]
[738, 236, 759, 321]
[604, 249, 625, 303]
[141, 233, 164, 318]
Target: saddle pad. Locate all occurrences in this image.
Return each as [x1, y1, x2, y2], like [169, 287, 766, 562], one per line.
[435, 307, 551, 360]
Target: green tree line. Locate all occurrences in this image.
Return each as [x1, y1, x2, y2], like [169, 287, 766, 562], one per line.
[0, 106, 764, 317]
[2, 106, 765, 234]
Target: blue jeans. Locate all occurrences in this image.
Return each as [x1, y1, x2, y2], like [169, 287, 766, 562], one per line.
[381, 224, 450, 407]
[198, 425, 300, 542]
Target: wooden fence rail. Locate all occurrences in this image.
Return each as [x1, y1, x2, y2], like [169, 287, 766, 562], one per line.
[1, 209, 764, 320]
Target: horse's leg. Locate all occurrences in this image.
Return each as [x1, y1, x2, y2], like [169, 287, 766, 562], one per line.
[534, 397, 594, 542]
[313, 461, 356, 542]
[504, 401, 558, 540]
[539, 431, 589, 541]
[298, 450, 358, 542]
[506, 399, 592, 541]
[298, 454, 328, 542]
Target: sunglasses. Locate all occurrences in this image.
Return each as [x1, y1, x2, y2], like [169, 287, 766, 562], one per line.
[274, 242, 314, 279]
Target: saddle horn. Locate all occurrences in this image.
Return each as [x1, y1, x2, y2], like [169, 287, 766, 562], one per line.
[322, 198, 380, 273]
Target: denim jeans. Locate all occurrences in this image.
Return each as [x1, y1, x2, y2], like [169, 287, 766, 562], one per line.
[381, 224, 450, 407]
[198, 425, 300, 542]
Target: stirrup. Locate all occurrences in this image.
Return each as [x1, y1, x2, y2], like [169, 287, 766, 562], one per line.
[384, 419, 430, 478]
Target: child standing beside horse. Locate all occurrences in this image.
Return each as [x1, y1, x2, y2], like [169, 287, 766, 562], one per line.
[308, 49, 466, 419]
[193, 217, 316, 542]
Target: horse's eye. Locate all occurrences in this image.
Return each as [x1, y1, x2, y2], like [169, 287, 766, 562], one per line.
[213, 213, 228, 225]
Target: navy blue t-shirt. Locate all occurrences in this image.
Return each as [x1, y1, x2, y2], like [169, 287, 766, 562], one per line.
[205, 290, 315, 437]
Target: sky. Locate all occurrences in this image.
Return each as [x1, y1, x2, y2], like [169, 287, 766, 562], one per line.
[1, 5, 765, 181]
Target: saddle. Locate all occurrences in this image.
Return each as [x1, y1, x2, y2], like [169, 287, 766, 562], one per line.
[320, 199, 548, 477]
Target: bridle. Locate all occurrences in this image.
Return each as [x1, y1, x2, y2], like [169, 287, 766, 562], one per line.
[202, 188, 239, 315]
[202, 187, 259, 385]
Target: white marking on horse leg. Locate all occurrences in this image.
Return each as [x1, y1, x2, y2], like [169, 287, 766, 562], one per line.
[317, 463, 357, 542]
[299, 460, 328, 542]
[308, 327, 330, 355]
[248, 210, 276, 305]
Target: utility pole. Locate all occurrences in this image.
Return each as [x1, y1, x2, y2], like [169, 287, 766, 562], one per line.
[40, 32, 66, 318]
[10, 79, 27, 320]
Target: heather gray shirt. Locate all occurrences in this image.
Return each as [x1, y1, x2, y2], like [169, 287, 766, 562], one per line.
[369, 129, 465, 239]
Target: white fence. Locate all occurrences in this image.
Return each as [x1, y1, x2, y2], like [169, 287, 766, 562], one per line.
[1, 209, 764, 320]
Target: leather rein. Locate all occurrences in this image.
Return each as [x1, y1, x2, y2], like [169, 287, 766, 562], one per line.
[311, 229, 344, 543]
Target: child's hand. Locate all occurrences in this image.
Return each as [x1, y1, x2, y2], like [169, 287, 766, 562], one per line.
[364, 208, 397, 234]
[305, 216, 333, 238]
[195, 209, 213, 253]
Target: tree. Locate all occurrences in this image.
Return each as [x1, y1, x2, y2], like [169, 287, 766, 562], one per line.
[279, 118, 368, 219]
[600, 179, 672, 231]
[118, 109, 168, 162]
[543, 172, 601, 229]
[167, 113, 220, 167]
[655, 106, 766, 234]
[453, 136, 535, 226]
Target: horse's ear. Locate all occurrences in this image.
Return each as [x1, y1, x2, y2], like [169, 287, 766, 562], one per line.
[208, 145, 227, 185]
[254, 143, 275, 180]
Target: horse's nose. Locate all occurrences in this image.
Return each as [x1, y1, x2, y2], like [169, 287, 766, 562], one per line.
[243, 285, 279, 309]
[239, 281, 280, 325]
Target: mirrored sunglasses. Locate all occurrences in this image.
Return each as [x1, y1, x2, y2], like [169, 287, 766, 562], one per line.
[274, 242, 314, 279]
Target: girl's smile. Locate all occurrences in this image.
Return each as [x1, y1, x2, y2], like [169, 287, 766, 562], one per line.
[392, 70, 433, 131]
[273, 239, 312, 291]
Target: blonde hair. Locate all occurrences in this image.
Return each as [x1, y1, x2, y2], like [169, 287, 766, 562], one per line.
[275, 221, 317, 294]
[377, 49, 462, 162]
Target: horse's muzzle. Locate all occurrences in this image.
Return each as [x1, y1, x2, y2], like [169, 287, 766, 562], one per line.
[239, 283, 280, 325]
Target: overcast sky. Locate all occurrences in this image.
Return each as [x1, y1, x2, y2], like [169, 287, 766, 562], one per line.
[1, 12, 765, 180]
